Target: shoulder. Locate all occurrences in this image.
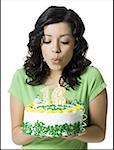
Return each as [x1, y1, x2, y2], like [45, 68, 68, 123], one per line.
[14, 67, 25, 75]
[80, 65, 104, 82]
[84, 65, 101, 76]
[81, 66, 107, 101]
[14, 68, 26, 76]
[12, 67, 27, 81]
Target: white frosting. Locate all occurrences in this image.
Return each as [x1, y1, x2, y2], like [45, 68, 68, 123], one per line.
[24, 110, 84, 125]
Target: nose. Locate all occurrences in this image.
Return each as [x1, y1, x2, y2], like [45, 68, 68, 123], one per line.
[51, 41, 61, 53]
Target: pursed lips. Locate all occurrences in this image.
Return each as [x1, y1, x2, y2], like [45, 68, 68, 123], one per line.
[51, 57, 61, 63]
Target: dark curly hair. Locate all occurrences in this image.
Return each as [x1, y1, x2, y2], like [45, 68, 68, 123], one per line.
[24, 6, 91, 89]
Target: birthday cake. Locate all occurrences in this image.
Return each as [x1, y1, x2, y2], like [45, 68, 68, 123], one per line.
[22, 86, 87, 137]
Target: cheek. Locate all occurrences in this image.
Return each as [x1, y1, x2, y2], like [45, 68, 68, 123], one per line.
[63, 50, 73, 65]
[41, 47, 49, 60]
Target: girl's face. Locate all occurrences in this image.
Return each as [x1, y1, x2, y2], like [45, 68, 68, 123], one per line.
[41, 22, 75, 72]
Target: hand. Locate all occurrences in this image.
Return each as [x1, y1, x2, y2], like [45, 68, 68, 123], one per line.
[62, 130, 87, 139]
[36, 135, 52, 139]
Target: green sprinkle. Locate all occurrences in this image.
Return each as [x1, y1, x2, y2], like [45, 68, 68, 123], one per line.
[22, 120, 84, 137]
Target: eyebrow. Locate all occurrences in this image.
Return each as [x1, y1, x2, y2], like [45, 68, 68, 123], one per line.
[44, 34, 72, 37]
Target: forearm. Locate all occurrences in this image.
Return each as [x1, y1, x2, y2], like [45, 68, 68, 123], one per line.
[75, 125, 105, 143]
[12, 126, 37, 145]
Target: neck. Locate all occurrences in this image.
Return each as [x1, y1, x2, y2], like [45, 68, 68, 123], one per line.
[50, 70, 62, 79]
[43, 70, 64, 87]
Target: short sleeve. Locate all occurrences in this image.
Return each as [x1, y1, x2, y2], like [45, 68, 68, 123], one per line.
[88, 66, 107, 101]
[8, 69, 24, 102]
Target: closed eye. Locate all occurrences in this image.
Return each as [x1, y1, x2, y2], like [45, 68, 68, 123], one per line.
[61, 41, 69, 44]
[43, 41, 51, 44]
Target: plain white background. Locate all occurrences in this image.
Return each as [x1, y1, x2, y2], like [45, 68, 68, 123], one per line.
[1, 0, 113, 149]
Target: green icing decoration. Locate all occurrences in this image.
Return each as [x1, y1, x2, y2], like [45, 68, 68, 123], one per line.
[33, 104, 75, 111]
[23, 122, 33, 134]
[22, 120, 84, 137]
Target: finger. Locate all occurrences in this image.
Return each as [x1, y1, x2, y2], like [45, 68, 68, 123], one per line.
[77, 130, 87, 136]
[36, 135, 50, 138]
[62, 135, 75, 139]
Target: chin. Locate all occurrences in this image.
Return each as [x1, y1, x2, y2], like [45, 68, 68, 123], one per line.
[49, 65, 63, 71]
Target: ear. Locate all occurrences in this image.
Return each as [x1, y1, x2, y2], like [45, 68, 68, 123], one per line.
[41, 54, 46, 62]
[74, 45, 77, 49]
[73, 44, 77, 50]
[74, 37, 78, 49]
[43, 58, 46, 62]
[40, 37, 44, 46]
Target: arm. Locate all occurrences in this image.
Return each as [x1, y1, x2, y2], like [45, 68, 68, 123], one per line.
[63, 89, 108, 143]
[10, 95, 37, 145]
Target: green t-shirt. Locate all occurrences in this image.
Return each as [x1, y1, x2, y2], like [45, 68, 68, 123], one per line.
[9, 65, 107, 149]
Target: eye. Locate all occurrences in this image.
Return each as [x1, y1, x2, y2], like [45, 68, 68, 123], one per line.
[43, 41, 51, 44]
[61, 41, 69, 45]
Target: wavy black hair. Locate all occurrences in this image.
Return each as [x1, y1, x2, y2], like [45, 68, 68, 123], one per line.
[24, 6, 91, 89]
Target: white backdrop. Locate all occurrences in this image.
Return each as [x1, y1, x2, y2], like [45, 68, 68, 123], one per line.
[1, 0, 113, 149]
